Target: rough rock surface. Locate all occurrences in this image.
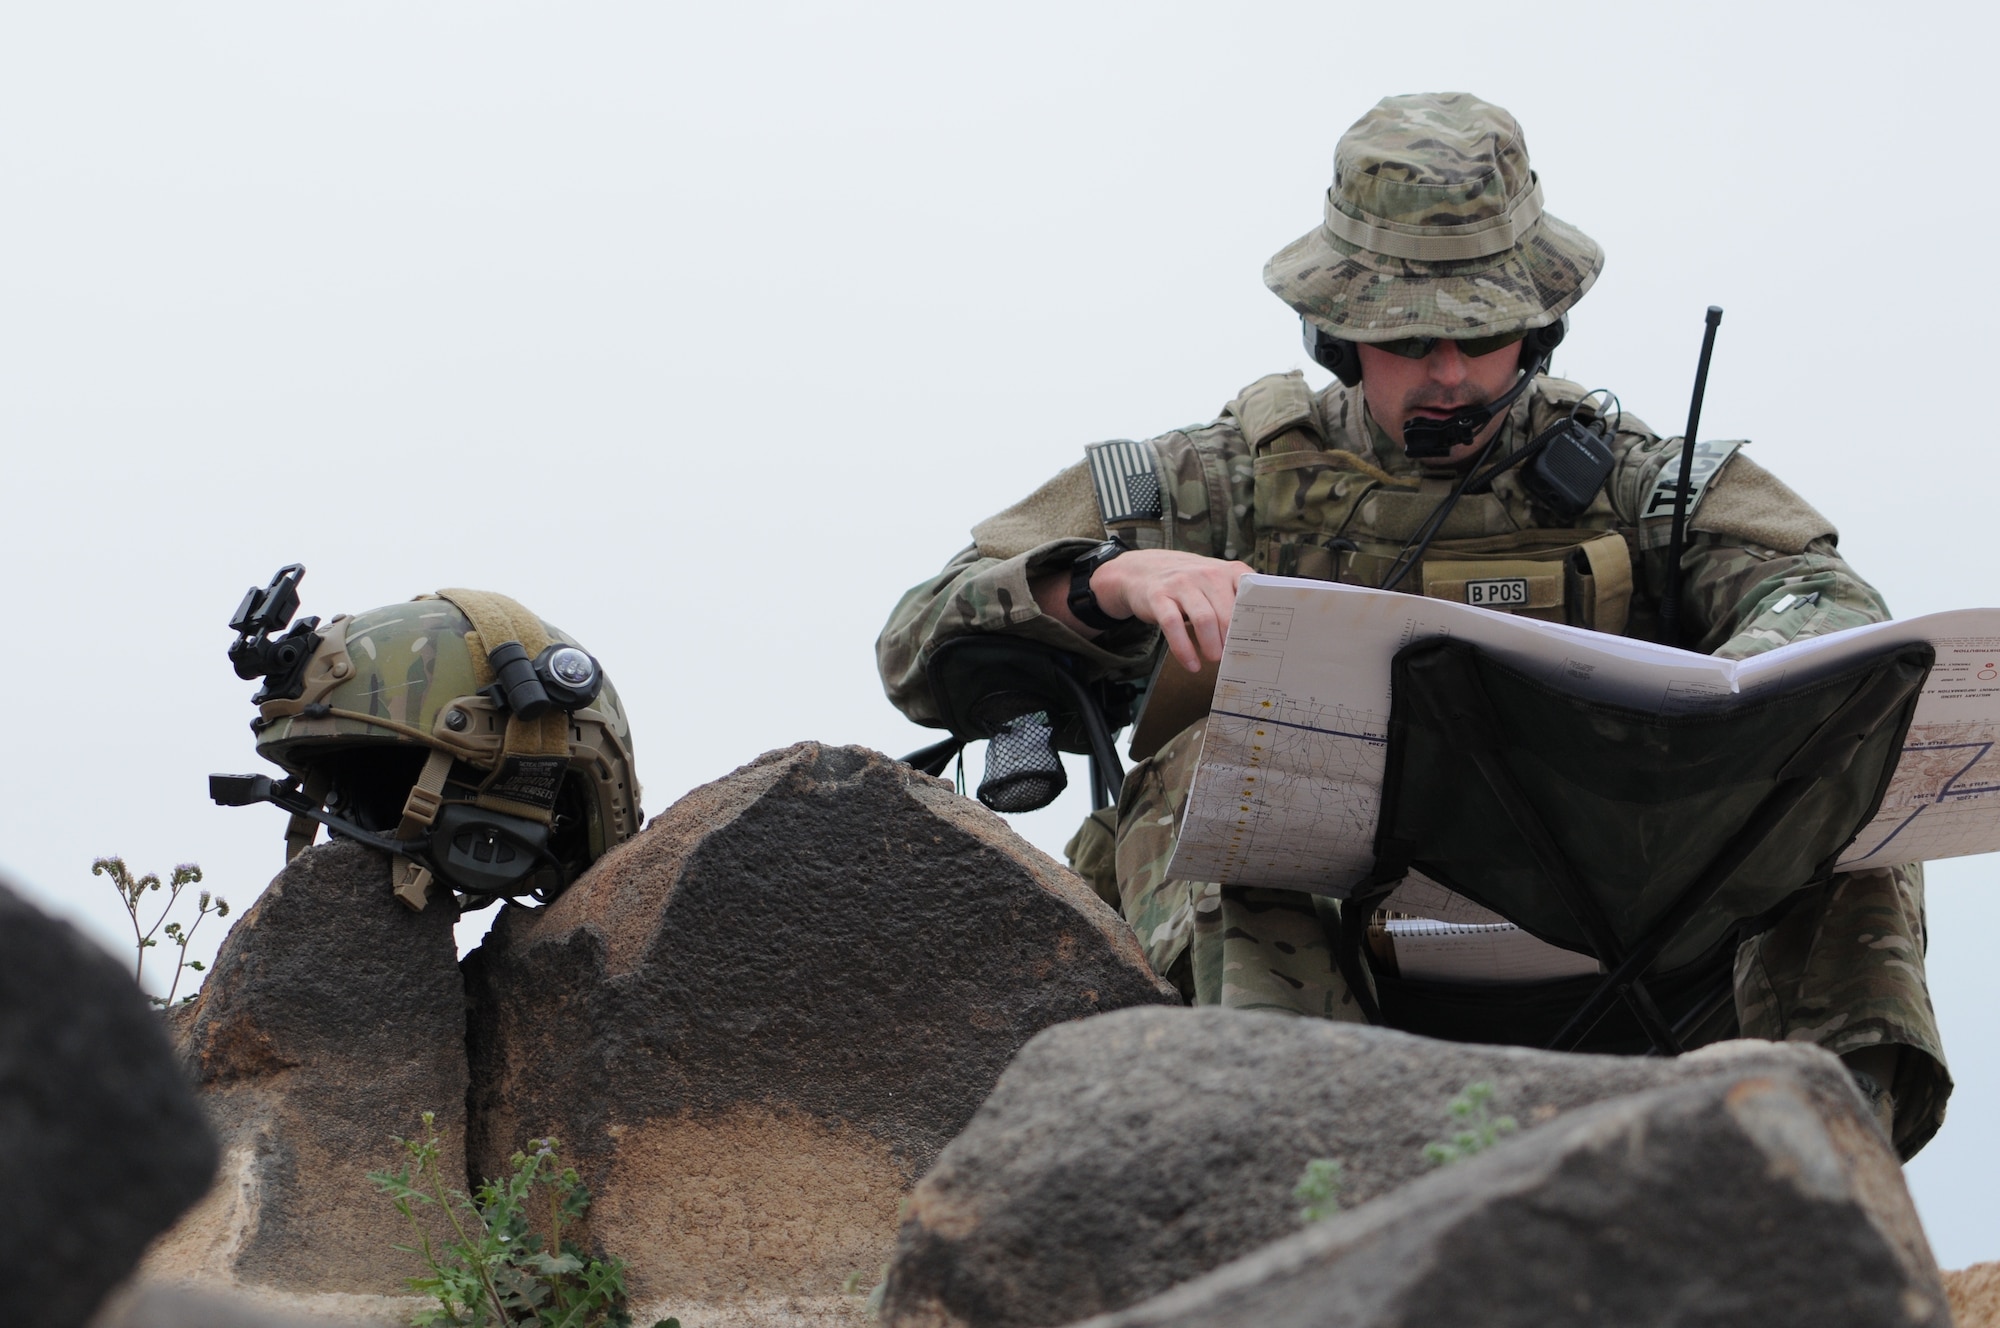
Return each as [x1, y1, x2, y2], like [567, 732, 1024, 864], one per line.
[146, 840, 467, 1296]
[89, 1278, 406, 1328]
[464, 743, 1178, 1315]
[1946, 1261, 2000, 1328]
[883, 1006, 1933, 1328]
[0, 879, 217, 1328]
[1064, 1071, 1947, 1328]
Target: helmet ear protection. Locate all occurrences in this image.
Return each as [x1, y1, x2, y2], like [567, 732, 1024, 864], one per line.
[1302, 316, 1568, 387]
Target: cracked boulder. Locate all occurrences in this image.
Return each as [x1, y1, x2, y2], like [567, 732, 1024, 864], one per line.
[0, 879, 216, 1328]
[144, 841, 467, 1298]
[882, 1006, 1936, 1328]
[1067, 1069, 1948, 1328]
[463, 742, 1178, 1318]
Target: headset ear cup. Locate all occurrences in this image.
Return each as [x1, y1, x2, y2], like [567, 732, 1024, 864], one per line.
[1521, 314, 1568, 370]
[1327, 341, 1362, 387]
[1302, 319, 1364, 387]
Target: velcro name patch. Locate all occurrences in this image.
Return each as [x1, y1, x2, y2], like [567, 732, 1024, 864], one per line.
[1465, 578, 1532, 608]
[1645, 438, 1745, 520]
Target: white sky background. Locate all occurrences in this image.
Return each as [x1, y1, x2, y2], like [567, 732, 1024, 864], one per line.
[4, 0, 1996, 1264]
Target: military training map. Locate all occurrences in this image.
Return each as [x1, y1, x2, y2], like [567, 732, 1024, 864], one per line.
[1165, 576, 2000, 896]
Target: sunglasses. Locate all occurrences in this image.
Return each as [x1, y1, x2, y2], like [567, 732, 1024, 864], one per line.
[1373, 331, 1527, 360]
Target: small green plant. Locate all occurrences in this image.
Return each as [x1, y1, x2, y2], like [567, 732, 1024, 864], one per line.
[1292, 1156, 1344, 1223]
[841, 1265, 889, 1318]
[368, 1112, 678, 1328]
[1423, 1081, 1518, 1167]
[94, 856, 229, 1007]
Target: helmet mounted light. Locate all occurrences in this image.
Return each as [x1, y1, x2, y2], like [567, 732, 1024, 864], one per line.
[483, 640, 603, 718]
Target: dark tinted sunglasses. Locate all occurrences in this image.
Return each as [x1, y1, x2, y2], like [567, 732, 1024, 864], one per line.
[1374, 331, 1527, 360]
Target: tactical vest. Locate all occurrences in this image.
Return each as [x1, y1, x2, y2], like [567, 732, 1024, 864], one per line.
[1236, 372, 1631, 633]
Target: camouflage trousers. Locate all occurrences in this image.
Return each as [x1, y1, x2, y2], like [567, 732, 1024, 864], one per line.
[1067, 717, 1952, 1158]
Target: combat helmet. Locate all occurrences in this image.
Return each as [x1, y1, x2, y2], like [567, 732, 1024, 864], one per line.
[1266, 91, 1603, 388]
[210, 566, 643, 911]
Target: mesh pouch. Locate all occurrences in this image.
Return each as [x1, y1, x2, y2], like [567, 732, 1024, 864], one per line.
[978, 710, 1068, 813]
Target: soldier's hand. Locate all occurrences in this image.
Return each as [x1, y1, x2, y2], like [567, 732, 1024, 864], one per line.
[1086, 550, 1252, 673]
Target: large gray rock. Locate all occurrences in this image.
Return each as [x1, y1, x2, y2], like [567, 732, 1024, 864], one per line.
[463, 743, 1178, 1317]
[89, 1279, 400, 1328]
[0, 880, 216, 1328]
[146, 841, 467, 1297]
[883, 1006, 1929, 1328]
[1067, 1070, 1948, 1328]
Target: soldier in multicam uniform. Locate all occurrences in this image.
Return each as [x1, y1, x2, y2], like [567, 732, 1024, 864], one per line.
[875, 92, 1947, 1158]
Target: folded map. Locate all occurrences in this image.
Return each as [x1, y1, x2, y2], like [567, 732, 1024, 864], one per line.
[1164, 576, 2000, 895]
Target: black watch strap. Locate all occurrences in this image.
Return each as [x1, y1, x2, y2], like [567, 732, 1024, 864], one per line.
[1068, 539, 1132, 632]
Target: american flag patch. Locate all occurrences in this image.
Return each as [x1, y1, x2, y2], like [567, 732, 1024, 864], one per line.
[1085, 439, 1163, 525]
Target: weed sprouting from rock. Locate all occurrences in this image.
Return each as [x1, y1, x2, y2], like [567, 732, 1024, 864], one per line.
[1424, 1081, 1518, 1167]
[842, 1265, 889, 1318]
[93, 856, 229, 1007]
[1293, 1157, 1344, 1223]
[369, 1112, 677, 1328]
[1287, 1084, 1518, 1228]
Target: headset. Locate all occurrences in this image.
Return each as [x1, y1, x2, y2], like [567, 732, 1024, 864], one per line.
[1302, 315, 1567, 389]
[1304, 315, 1569, 461]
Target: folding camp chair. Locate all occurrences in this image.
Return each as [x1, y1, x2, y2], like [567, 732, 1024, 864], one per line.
[1337, 636, 1932, 1056]
[903, 636, 1140, 815]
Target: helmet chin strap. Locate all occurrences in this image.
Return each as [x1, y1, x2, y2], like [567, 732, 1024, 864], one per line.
[208, 771, 565, 911]
[1399, 352, 1548, 461]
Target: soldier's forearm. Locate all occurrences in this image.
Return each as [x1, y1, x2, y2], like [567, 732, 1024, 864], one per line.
[1031, 568, 1102, 639]
[875, 539, 1155, 725]
[1676, 537, 1890, 659]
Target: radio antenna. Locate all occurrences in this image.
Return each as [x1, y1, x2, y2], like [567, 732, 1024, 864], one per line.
[1658, 306, 1723, 647]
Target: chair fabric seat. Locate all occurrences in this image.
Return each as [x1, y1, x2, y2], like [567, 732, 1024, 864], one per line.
[1358, 636, 1931, 1052]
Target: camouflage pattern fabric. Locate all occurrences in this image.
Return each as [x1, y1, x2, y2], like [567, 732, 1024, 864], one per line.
[248, 594, 644, 879]
[1062, 806, 1121, 911]
[1736, 863, 1948, 1158]
[1116, 716, 1366, 1020]
[874, 356, 1945, 1154]
[1262, 92, 1603, 341]
[876, 372, 1889, 721]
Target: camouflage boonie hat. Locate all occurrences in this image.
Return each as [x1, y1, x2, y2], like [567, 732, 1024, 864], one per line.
[1264, 92, 1603, 341]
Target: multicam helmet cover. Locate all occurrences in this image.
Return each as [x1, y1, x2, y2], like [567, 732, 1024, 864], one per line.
[240, 587, 642, 909]
[1264, 91, 1604, 342]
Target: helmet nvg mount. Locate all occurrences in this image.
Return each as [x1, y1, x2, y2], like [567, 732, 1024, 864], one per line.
[210, 565, 643, 912]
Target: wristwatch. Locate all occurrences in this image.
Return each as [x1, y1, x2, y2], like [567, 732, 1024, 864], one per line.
[1067, 539, 1132, 631]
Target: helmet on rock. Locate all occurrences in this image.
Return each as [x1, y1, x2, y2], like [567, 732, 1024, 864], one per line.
[211, 566, 642, 911]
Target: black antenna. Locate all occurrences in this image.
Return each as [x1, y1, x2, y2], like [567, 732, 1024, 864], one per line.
[1658, 306, 1723, 647]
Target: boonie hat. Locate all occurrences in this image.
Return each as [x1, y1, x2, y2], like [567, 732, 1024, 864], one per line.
[1265, 92, 1603, 341]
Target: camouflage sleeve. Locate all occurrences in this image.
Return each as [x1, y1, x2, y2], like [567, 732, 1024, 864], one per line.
[875, 430, 1244, 728]
[875, 540, 1162, 728]
[1615, 447, 1891, 658]
[1675, 533, 1891, 660]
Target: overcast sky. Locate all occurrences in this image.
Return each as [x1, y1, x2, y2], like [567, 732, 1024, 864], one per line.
[5, 0, 1995, 1267]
